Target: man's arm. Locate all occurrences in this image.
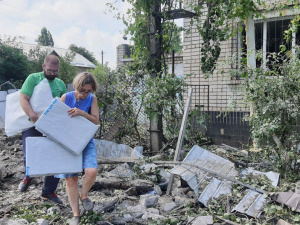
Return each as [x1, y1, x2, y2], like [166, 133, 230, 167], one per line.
[20, 93, 39, 122]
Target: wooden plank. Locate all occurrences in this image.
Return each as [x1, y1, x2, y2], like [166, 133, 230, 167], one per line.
[166, 87, 193, 195]
[102, 116, 125, 141]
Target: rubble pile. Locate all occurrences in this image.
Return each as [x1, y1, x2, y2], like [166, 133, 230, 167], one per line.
[0, 129, 299, 225]
[0, 130, 210, 225]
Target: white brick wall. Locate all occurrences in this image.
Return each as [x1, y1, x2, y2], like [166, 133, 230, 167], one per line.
[183, 5, 247, 112]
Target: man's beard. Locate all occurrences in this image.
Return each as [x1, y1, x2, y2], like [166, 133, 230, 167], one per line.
[44, 71, 56, 80]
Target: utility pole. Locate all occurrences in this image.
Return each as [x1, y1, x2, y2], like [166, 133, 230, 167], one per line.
[148, 0, 163, 153]
[101, 50, 104, 65]
[147, 1, 197, 154]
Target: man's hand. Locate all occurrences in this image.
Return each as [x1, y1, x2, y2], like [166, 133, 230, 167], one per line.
[20, 93, 38, 122]
[29, 115, 39, 122]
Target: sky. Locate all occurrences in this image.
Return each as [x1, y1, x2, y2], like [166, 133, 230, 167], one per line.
[0, 0, 131, 69]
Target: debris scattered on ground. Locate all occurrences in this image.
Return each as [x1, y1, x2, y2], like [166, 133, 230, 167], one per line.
[1, 130, 300, 224]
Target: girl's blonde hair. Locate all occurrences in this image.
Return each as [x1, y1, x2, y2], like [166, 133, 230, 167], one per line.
[73, 72, 98, 93]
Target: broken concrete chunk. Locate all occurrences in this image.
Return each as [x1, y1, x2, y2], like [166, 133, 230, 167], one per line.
[139, 163, 158, 173]
[189, 216, 213, 225]
[93, 178, 153, 195]
[141, 212, 166, 221]
[97, 221, 113, 225]
[157, 195, 173, 206]
[147, 208, 160, 215]
[276, 219, 292, 225]
[16, 219, 29, 225]
[172, 186, 191, 197]
[124, 187, 138, 196]
[162, 202, 177, 212]
[140, 194, 159, 208]
[109, 163, 133, 178]
[153, 185, 162, 196]
[47, 206, 61, 215]
[123, 214, 132, 219]
[175, 196, 196, 206]
[126, 205, 146, 218]
[186, 190, 197, 199]
[35, 219, 49, 225]
[93, 197, 119, 213]
[0, 218, 22, 225]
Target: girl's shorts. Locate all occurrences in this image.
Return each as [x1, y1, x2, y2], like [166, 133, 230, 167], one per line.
[55, 141, 97, 179]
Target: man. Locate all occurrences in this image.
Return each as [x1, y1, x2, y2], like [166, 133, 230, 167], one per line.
[18, 54, 67, 204]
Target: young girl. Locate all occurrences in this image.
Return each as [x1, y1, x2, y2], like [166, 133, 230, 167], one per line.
[57, 72, 99, 225]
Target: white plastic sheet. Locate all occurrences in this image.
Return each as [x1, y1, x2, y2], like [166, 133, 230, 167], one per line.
[26, 137, 82, 177]
[0, 91, 7, 128]
[5, 79, 53, 136]
[35, 98, 98, 155]
[94, 139, 143, 158]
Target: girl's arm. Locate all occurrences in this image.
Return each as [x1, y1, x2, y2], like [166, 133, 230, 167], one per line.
[60, 94, 66, 103]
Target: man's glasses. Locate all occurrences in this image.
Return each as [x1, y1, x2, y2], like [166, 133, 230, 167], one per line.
[44, 68, 59, 75]
[79, 90, 92, 95]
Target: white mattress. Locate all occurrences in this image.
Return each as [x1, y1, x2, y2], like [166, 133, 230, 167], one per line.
[35, 98, 98, 155]
[26, 137, 82, 177]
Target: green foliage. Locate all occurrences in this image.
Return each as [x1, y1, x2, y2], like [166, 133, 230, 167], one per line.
[0, 36, 76, 87]
[216, 46, 300, 179]
[23, 43, 77, 84]
[69, 44, 98, 65]
[91, 63, 117, 109]
[162, 21, 184, 53]
[142, 73, 183, 120]
[105, 0, 265, 148]
[91, 64, 145, 144]
[91, 63, 120, 122]
[13, 204, 64, 224]
[189, 0, 262, 74]
[25, 45, 48, 74]
[0, 38, 29, 88]
[109, 0, 184, 74]
[263, 202, 300, 224]
[36, 27, 54, 47]
[80, 211, 103, 224]
[243, 50, 300, 178]
[57, 51, 77, 84]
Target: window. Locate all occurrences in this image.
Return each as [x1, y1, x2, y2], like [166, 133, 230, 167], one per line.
[255, 19, 292, 71]
[238, 17, 300, 74]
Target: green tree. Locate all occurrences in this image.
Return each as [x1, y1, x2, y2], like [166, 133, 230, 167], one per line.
[163, 21, 183, 53]
[0, 39, 29, 88]
[90, 63, 116, 108]
[36, 27, 54, 47]
[26, 45, 48, 74]
[69, 44, 98, 65]
[23, 44, 76, 84]
[57, 52, 77, 84]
